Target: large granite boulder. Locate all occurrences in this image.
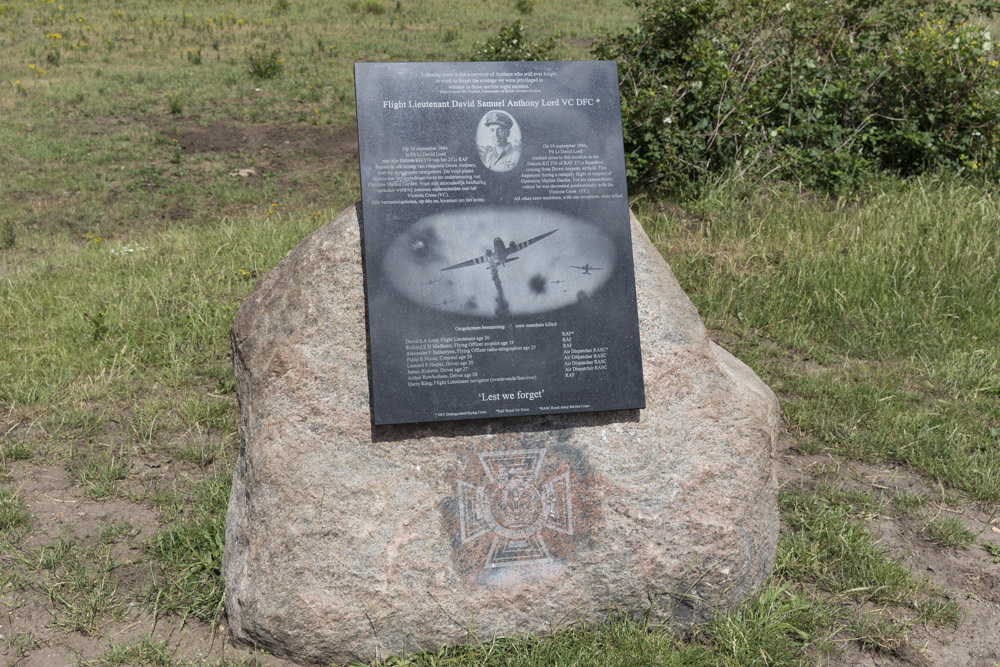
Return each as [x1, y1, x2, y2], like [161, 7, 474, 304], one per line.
[222, 204, 780, 665]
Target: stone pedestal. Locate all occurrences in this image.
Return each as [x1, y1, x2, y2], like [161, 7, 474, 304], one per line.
[222, 204, 779, 665]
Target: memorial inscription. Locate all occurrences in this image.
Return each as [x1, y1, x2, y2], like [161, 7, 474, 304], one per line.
[355, 61, 645, 424]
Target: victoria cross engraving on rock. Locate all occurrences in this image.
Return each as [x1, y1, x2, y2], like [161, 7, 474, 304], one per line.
[457, 448, 573, 569]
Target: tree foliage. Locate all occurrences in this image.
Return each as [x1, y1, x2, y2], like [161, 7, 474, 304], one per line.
[594, 0, 1000, 196]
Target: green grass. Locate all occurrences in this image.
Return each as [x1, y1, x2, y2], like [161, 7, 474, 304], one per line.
[146, 473, 230, 621]
[1, 213, 323, 449]
[644, 176, 1000, 502]
[0, 0, 634, 241]
[0, 485, 31, 535]
[849, 613, 908, 656]
[891, 490, 929, 517]
[923, 516, 977, 549]
[382, 586, 835, 666]
[72, 446, 129, 500]
[1, 439, 34, 464]
[777, 488, 957, 624]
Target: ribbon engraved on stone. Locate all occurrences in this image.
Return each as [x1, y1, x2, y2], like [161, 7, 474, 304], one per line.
[457, 448, 573, 569]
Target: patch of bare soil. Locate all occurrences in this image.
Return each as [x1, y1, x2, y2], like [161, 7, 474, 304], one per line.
[1, 457, 300, 666]
[168, 121, 357, 161]
[160, 119, 359, 185]
[779, 449, 1000, 666]
[7, 614, 299, 667]
[15, 464, 157, 545]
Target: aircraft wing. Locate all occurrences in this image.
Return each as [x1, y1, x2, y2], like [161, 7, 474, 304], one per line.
[509, 229, 558, 255]
[441, 254, 488, 271]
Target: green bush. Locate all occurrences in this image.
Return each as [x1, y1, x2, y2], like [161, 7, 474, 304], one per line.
[471, 20, 557, 61]
[247, 45, 283, 79]
[0, 219, 14, 250]
[595, 0, 1000, 196]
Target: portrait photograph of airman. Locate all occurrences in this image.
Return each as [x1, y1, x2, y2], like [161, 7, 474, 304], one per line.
[476, 110, 522, 173]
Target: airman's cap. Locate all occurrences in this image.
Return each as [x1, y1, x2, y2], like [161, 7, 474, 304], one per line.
[483, 111, 513, 129]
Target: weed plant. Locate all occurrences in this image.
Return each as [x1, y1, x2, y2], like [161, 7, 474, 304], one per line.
[923, 516, 977, 548]
[0, 219, 15, 249]
[18, 532, 133, 634]
[347, 0, 387, 15]
[146, 474, 231, 620]
[72, 448, 129, 500]
[470, 20, 558, 61]
[246, 45, 283, 79]
[0, 486, 31, 535]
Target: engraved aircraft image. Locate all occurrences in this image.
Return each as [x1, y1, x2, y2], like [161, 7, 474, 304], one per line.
[381, 206, 615, 316]
[571, 264, 603, 275]
[441, 229, 558, 272]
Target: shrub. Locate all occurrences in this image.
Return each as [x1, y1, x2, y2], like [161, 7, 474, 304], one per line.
[247, 45, 283, 79]
[471, 20, 557, 61]
[347, 0, 386, 14]
[594, 0, 1000, 197]
[0, 219, 14, 249]
[515, 0, 536, 15]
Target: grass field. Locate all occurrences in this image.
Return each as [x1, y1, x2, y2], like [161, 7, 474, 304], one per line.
[2, 0, 1000, 665]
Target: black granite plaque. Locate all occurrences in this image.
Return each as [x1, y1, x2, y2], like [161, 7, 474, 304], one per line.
[355, 61, 645, 425]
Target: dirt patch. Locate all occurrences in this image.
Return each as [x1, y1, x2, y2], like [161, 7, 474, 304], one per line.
[14, 463, 158, 546]
[0, 456, 302, 666]
[4, 613, 299, 667]
[778, 448, 1000, 666]
[164, 120, 358, 167]
[162, 204, 192, 221]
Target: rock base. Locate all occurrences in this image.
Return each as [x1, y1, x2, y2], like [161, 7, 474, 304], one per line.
[222, 204, 779, 665]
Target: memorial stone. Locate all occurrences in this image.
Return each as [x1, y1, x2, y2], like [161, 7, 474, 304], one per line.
[222, 205, 780, 664]
[222, 61, 780, 665]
